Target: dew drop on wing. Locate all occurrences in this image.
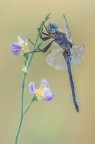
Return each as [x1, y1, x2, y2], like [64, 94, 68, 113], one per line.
[71, 45, 85, 66]
[46, 48, 67, 70]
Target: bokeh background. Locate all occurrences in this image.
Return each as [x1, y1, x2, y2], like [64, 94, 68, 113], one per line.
[0, 0, 95, 144]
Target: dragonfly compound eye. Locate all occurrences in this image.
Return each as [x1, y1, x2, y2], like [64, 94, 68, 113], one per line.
[47, 22, 58, 34]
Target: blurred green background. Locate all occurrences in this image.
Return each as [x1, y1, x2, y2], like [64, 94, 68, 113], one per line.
[0, 0, 95, 143]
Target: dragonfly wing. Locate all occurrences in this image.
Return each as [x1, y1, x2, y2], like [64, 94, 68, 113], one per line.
[50, 38, 59, 47]
[71, 45, 85, 66]
[63, 15, 73, 42]
[46, 48, 67, 70]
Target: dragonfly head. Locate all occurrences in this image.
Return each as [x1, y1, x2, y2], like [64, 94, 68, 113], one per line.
[47, 22, 58, 34]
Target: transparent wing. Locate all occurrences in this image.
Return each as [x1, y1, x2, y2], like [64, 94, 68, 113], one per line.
[46, 48, 67, 70]
[71, 45, 85, 66]
[50, 38, 59, 47]
[63, 15, 72, 42]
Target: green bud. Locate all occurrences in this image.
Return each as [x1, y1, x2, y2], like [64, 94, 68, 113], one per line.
[22, 65, 28, 74]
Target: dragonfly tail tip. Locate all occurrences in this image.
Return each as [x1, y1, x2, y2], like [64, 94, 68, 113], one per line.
[76, 106, 79, 113]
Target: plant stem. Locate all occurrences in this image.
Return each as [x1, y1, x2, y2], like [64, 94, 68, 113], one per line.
[23, 95, 36, 115]
[15, 74, 26, 144]
[27, 28, 40, 70]
[15, 13, 51, 144]
[15, 35, 39, 144]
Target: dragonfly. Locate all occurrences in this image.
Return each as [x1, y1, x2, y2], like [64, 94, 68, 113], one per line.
[30, 15, 84, 112]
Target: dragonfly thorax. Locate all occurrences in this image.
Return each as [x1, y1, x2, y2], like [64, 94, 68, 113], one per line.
[54, 32, 72, 50]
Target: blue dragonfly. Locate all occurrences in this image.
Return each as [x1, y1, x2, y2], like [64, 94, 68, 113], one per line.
[30, 15, 84, 112]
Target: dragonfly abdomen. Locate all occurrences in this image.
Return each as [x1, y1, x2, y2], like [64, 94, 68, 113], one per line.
[63, 51, 79, 112]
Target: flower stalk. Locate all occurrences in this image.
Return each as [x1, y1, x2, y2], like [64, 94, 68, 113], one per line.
[14, 13, 51, 144]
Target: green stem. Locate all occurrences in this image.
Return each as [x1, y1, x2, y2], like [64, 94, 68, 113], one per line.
[27, 29, 40, 70]
[15, 34, 39, 144]
[15, 13, 51, 144]
[23, 95, 37, 115]
[27, 52, 35, 70]
[15, 74, 26, 144]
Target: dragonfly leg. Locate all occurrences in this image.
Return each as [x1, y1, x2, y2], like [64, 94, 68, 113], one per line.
[27, 40, 54, 54]
[29, 38, 35, 45]
[42, 24, 51, 36]
[25, 49, 42, 54]
[38, 28, 51, 41]
[41, 40, 54, 52]
[43, 24, 49, 33]
[40, 36, 51, 41]
[42, 31, 49, 36]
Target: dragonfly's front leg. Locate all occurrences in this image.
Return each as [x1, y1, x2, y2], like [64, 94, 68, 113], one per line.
[41, 40, 54, 52]
[38, 28, 51, 41]
[42, 31, 49, 36]
[43, 24, 49, 33]
[27, 40, 54, 54]
[29, 39, 35, 45]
